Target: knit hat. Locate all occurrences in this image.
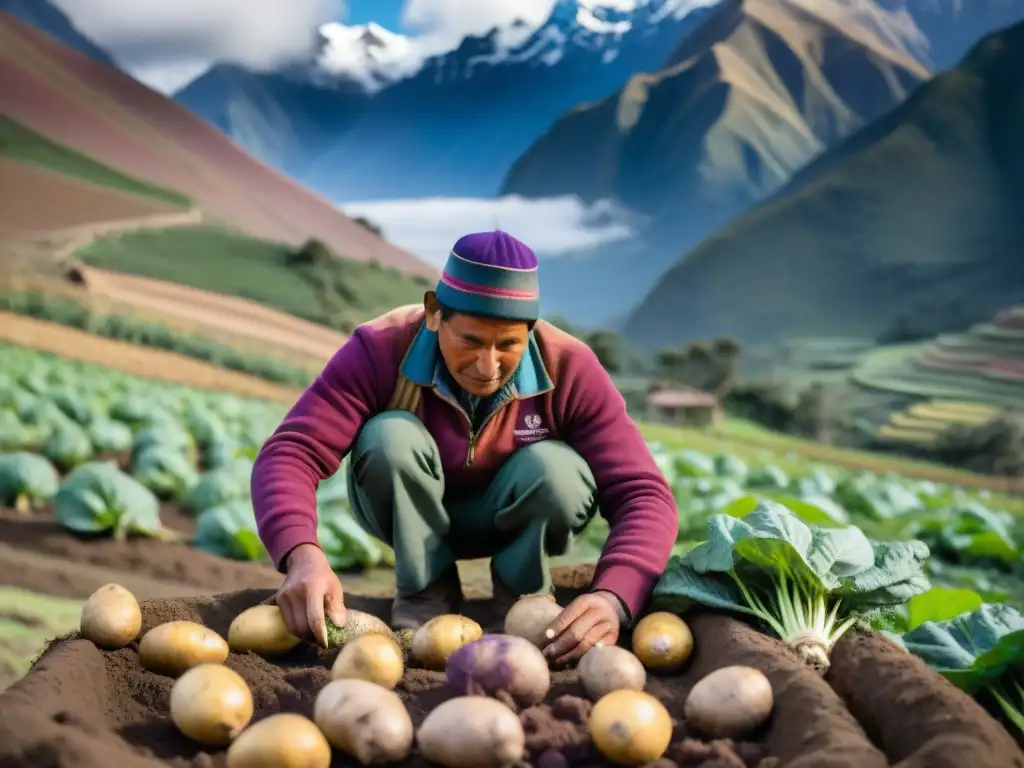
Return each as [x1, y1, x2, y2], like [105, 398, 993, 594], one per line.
[435, 230, 540, 322]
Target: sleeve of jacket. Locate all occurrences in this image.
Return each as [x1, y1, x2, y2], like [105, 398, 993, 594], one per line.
[558, 345, 678, 621]
[251, 330, 392, 570]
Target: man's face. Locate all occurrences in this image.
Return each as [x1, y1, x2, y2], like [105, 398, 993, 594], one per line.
[426, 295, 530, 397]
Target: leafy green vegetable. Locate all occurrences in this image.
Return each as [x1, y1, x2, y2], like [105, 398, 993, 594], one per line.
[53, 462, 175, 540]
[193, 500, 267, 561]
[43, 420, 93, 470]
[318, 506, 394, 571]
[0, 452, 59, 512]
[652, 500, 931, 673]
[903, 603, 1024, 736]
[131, 445, 199, 500]
[185, 460, 253, 513]
[87, 419, 134, 453]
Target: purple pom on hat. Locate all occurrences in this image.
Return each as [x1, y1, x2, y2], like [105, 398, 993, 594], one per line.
[436, 230, 540, 321]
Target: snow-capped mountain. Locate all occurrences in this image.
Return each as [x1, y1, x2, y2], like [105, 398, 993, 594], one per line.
[174, 0, 721, 200]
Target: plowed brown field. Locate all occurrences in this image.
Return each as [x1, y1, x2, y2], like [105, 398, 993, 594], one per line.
[0, 159, 177, 237]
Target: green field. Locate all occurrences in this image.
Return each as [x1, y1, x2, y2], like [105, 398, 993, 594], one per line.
[0, 588, 81, 690]
[75, 225, 432, 333]
[0, 115, 190, 207]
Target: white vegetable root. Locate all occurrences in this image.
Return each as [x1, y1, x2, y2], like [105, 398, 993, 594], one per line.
[683, 665, 774, 739]
[411, 614, 482, 670]
[314, 678, 414, 765]
[417, 696, 525, 768]
[79, 583, 141, 649]
[228, 605, 301, 656]
[332, 632, 405, 689]
[139, 620, 229, 677]
[577, 645, 646, 700]
[504, 594, 562, 648]
[170, 663, 253, 745]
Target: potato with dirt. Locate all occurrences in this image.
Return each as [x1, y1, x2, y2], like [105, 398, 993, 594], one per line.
[446, 634, 550, 708]
[631, 611, 693, 672]
[226, 712, 332, 768]
[504, 594, 562, 648]
[417, 695, 526, 768]
[332, 632, 405, 689]
[411, 614, 483, 669]
[170, 663, 253, 745]
[314, 678, 414, 764]
[590, 689, 673, 765]
[325, 609, 394, 648]
[684, 665, 774, 739]
[228, 605, 301, 656]
[79, 583, 142, 649]
[138, 620, 229, 676]
[577, 644, 646, 700]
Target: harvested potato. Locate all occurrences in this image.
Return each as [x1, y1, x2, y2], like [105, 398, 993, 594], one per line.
[170, 663, 253, 745]
[226, 712, 331, 768]
[325, 609, 393, 648]
[577, 645, 646, 700]
[228, 605, 301, 656]
[139, 620, 229, 677]
[79, 583, 141, 649]
[332, 633, 405, 689]
[446, 634, 550, 708]
[631, 612, 693, 672]
[411, 614, 482, 670]
[590, 689, 673, 766]
[417, 696, 525, 768]
[314, 678, 414, 765]
[504, 594, 562, 648]
[683, 665, 774, 739]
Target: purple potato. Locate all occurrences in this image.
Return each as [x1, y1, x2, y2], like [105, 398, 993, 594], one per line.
[445, 634, 551, 709]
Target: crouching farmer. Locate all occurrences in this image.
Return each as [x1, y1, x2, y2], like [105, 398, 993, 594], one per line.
[251, 230, 678, 663]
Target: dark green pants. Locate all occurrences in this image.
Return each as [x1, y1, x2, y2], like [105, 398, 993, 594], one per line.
[346, 411, 598, 597]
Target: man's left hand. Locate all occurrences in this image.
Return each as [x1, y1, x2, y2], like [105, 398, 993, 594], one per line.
[543, 590, 623, 665]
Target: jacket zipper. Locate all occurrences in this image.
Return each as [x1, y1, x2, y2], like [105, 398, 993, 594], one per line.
[432, 386, 514, 467]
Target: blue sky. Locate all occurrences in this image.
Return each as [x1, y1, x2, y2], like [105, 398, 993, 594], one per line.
[345, 0, 405, 30]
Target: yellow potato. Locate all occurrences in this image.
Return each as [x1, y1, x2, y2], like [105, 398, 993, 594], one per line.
[590, 689, 673, 766]
[139, 620, 229, 677]
[80, 583, 142, 649]
[170, 663, 253, 745]
[411, 614, 482, 670]
[332, 633, 405, 689]
[631, 612, 693, 672]
[228, 605, 302, 656]
[226, 713, 331, 768]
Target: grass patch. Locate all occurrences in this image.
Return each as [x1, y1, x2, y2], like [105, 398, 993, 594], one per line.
[0, 588, 81, 692]
[0, 292, 317, 387]
[76, 225, 432, 333]
[0, 115, 190, 208]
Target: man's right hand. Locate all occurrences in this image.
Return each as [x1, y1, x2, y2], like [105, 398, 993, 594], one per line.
[270, 543, 347, 647]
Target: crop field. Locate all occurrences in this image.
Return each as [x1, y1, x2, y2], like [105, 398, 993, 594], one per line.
[1, 343, 1023, 766]
[852, 307, 1024, 408]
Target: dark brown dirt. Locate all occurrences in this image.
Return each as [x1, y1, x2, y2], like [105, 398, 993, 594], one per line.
[1, 571, 1021, 768]
[828, 631, 1024, 768]
[0, 505, 283, 600]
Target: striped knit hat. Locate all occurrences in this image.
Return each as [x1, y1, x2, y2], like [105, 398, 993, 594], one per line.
[435, 230, 540, 322]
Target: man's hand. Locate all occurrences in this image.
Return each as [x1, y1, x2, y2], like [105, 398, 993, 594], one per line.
[267, 543, 347, 647]
[542, 590, 623, 665]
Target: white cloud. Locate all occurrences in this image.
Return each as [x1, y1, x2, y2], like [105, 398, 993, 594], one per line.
[51, 0, 344, 92]
[401, 0, 558, 50]
[341, 195, 640, 268]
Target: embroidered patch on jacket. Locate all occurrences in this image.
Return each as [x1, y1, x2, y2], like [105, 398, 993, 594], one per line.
[514, 412, 550, 444]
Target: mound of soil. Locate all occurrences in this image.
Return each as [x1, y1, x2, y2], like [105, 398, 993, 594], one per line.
[1, 568, 1021, 768]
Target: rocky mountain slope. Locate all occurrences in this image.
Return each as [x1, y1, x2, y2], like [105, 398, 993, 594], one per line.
[623, 20, 1024, 354]
[174, 0, 720, 200]
[503, 0, 930, 221]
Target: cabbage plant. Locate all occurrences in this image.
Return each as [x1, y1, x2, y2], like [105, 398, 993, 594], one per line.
[53, 462, 176, 540]
[0, 452, 59, 513]
[903, 603, 1024, 737]
[651, 500, 931, 674]
[193, 500, 266, 561]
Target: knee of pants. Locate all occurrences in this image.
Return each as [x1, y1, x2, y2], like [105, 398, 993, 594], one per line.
[511, 440, 596, 527]
[351, 411, 439, 482]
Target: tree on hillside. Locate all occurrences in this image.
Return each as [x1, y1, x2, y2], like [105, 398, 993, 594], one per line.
[654, 336, 742, 396]
[354, 216, 385, 238]
[584, 330, 622, 373]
